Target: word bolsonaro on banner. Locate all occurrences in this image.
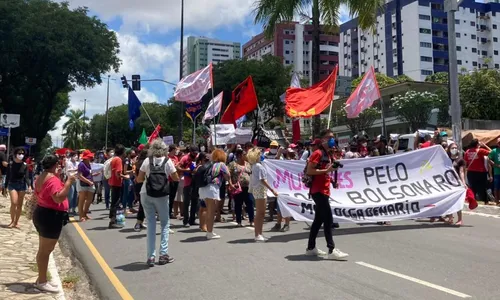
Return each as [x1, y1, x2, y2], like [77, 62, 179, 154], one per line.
[262, 146, 466, 223]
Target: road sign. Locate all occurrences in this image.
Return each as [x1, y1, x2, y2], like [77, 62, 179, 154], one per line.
[0, 128, 8, 136]
[0, 114, 20, 128]
[25, 137, 37, 145]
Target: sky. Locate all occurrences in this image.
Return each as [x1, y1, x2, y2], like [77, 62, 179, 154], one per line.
[49, 0, 352, 146]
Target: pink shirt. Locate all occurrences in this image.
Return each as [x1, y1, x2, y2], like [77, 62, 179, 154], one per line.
[35, 176, 68, 212]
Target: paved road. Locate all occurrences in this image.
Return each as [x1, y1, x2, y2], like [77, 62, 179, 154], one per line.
[63, 203, 500, 300]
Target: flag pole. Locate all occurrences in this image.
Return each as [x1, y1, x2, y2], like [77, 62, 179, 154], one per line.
[211, 88, 217, 146]
[140, 105, 156, 129]
[327, 100, 333, 129]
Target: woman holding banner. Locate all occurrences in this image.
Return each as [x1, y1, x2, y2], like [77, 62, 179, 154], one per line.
[447, 142, 466, 225]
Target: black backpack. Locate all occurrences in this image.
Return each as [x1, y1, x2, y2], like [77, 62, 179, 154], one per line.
[195, 162, 213, 188]
[145, 157, 170, 198]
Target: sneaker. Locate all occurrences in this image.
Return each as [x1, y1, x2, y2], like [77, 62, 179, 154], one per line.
[140, 223, 147, 230]
[134, 223, 142, 232]
[158, 254, 174, 265]
[280, 224, 290, 232]
[206, 232, 221, 240]
[271, 223, 281, 231]
[326, 248, 349, 261]
[183, 223, 190, 228]
[169, 229, 175, 234]
[147, 257, 155, 267]
[333, 222, 340, 229]
[254, 235, 267, 242]
[305, 248, 327, 256]
[34, 281, 60, 293]
[108, 222, 124, 229]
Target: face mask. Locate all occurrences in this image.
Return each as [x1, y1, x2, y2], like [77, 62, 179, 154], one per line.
[260, 154, 265, 162]
[175, 150, 180, 156]
[450, 149, 458, 155]
[109, 152, 114, 157]
[200, 146, 206, 152]
[362, 143, 367, 147]
[16, 154, 24, 160]
[328, 138, 336, 148]
[269, 149, 277, 155]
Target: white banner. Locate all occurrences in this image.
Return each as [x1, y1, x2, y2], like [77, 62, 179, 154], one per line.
[174, 64, 212, 103]
[263, 146, 466, 223]
[202, 91, 223, 122]
[163, 136, 174, 145]
[210, 124, 252, 145]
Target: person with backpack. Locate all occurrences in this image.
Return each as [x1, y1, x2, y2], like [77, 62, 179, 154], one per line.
[197, 149, 232, 240]
[136, 139, 179, 267]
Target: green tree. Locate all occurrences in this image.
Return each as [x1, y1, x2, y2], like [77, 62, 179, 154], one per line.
[391, 90, 442, 131]
[0, 0, 120, 153]
[62, 109, 86, 149]
[254, 0, 384, 138]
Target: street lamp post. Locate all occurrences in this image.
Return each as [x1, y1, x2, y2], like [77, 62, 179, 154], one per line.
[178, 0, 185, 143]
[445, 0, 463, 156]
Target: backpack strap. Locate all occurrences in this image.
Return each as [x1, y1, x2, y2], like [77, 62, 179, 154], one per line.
[160, 157, 169, 168]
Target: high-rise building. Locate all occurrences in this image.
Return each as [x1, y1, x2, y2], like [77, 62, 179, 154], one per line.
[242, 22, 340, 85]
[182, 36, 241, 76]
[339, 0, 500, 81]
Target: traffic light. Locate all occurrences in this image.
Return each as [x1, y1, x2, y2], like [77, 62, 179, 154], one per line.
[120, 76, 128, 88]
[132, 75, 141, 91]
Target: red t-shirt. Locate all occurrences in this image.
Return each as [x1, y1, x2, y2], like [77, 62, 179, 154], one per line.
[464, 148, 490, 172]
[168, 155, 179, 181]
[420, 141, 432, 148]
[179, 154, 194, 186]
[26, 157, 34, 172]
[108, 157, 123, 187]
[308, 149, 332, 196]
[35, 176, 68, 212]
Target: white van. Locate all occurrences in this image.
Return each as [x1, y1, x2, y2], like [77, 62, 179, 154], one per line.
[396, 130, 435, 151]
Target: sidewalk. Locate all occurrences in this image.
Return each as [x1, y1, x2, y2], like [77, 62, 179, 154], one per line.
[0, 195, 65, 300]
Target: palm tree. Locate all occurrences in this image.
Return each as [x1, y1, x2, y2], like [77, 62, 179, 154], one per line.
[62, 109, 87, 149]
[254, 0, 384, 137]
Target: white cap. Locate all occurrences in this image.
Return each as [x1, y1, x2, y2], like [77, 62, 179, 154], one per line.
[0, 144, 6, 151]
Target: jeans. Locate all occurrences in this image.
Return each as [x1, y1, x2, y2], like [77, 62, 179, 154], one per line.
[122, 179, 133, 209]
[141, 193, 170, 259]
[68, 182, 78, 211]
[234, 187, 254, 224]
[109, 186, 122, 222]
[183, 184, 198, 225]
[103, 179, 111, 208]
[307, 193, 335, 251]
[169, 181, 179, 216]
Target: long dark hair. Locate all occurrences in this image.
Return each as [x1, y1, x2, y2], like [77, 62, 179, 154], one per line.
[135, 149, 148, 176]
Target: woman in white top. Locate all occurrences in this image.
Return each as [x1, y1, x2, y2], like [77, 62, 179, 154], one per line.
[65, 152, 79, 215]
[136, 139, 179, 267]
[247, 148, 277, 242]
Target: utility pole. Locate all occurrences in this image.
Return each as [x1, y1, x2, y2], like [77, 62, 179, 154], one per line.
[445, 0, 463, 156]
[178, 0, 185, 143]
[81, 99, 88, 121]
[105, 75, 110, 149]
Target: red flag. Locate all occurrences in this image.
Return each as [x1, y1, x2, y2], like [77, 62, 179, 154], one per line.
[148, 124, 161, 144]
[285, 65, 338, 118]
[220, 76, 258, 125]
[344, 66, 381, 118]
[292, 119, 300, 143]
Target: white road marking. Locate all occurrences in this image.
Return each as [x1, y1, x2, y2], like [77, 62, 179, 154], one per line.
[462, 211, 500, 219]
[356, 261, 471, 298]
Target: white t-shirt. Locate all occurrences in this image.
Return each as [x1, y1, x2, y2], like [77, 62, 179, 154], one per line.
[139, 157, 177, 194]
[65, 160, 78, 177]
[250, 163, 267, 190]
[300, 150, 310, 161]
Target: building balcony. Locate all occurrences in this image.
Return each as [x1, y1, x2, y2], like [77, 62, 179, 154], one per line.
[431, 23, 448, 32]
[432, 36, 448, 45]
[431, 10, 447, 18]
[433, 64, 448, 73]
[433, 50, 448, 59]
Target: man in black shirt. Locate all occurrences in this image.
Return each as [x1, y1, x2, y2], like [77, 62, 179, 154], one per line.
[0, 144, 8, 196]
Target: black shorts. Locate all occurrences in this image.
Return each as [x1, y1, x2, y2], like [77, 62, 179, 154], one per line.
[33, 206, 69, 239]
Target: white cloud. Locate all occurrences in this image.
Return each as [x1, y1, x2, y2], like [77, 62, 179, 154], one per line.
[49, 32, 177, 144]
[64, 0, 255, 33]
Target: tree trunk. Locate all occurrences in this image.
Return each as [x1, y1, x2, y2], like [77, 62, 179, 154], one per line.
[311, 0, 321, 138]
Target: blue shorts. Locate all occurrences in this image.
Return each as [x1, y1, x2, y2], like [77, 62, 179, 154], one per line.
[8, 181, 27, 192]
[494, 175, 500, 190]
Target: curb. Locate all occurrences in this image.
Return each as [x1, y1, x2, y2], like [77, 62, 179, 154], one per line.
[48, 252, 66, 300]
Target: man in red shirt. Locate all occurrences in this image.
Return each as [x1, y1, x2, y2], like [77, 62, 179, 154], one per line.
[178, 146, 198, 227]
[464, 138, 492, 204]
[305, 129, 348, 260]
[108, 144, 128, 229]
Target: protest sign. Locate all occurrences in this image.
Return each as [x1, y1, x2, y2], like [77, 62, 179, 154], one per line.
[262, 146, 466, 223]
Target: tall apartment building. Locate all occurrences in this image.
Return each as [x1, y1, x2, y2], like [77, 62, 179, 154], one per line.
[340, 0, 500, 81]
[242, 22, 340, 85]
[182, 36, 241, 76]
